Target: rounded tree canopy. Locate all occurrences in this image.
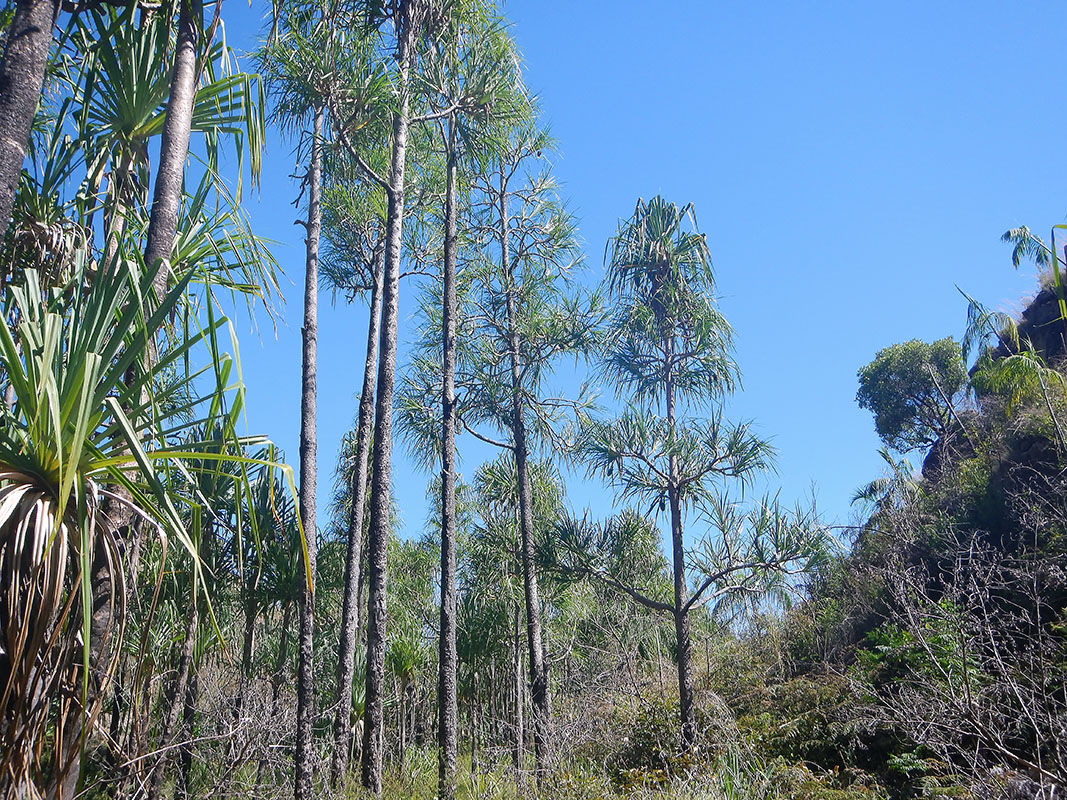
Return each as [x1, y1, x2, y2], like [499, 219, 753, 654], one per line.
[856, 337, 967, 453]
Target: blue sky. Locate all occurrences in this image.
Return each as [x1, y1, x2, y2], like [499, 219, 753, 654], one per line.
[219, 1, 1066, 542]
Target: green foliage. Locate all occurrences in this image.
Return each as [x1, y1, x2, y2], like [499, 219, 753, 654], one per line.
[609, 696, 715, 776]
[856, 338, 967, 453]
[601, 195, 736, 404]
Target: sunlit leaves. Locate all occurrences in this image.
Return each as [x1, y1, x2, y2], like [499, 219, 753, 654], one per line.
[574, 407, 773, 516]
[856, 337, 967, 454]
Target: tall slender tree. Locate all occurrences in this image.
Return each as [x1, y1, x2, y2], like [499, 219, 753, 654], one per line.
[569, 196, 824, 750]
[438, 113, 461, 799]
[399, 124, 599, 777]
[326, 3, 452, 791]
[293, 102, 322, 800]
[418, 13, 519, 797]
[257, 5, 335, 794]
[474, 132, 596, 775]
[325, 189, 386, 784]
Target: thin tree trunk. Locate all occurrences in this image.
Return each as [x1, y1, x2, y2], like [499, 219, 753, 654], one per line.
[233, 594, 257, 726]
[437, 117, 459, 800]
[397, 678, 405, 767]
[665, 370, 696, 750]
[122, 0, 203, 659]
[331, 246, 383, 787]
[512, 603, 524, 774]
[469, 677, 479, 776]
[294, 105, 323, 800]
[0, 0, 58, 240]
[361, 29, 412, 797]
[175, 667, 199, 800]
[500, 167, 550, 777]
[488, 661, 497, 747]
[144, 0, 202, 301]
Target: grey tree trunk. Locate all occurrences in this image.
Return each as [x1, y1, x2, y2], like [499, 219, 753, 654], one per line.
[360, 30, 412, 797]
[512, 603, 524, 774]
[233, 594, 257, 728]
[437, 119, 459, 800]
[0, 0, 58, 240]
[175, 666, 199, 800]
[294, 105, 323, 800]
[331, 248, 383, 787]
[48, 3, 204, 791]
[665, 370, 696, 750]
[499, 169, 550, 777]
[144, 0, 202, 301]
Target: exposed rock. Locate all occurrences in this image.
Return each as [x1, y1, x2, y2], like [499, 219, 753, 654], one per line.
[991, 285, 1067, 365]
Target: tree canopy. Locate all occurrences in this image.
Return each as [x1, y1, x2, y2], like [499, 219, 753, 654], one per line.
[856, 336, 967, 453]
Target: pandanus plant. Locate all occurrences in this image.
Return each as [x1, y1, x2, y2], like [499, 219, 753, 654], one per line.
[0, 251, 301, 797]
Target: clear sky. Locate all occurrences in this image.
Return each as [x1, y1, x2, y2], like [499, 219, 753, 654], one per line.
[218, 1, 1066, 542]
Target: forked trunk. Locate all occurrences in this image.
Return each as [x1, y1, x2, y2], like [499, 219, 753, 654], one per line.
[331, 244, 382, 787]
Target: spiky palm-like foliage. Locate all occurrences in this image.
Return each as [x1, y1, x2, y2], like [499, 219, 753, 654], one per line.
[0, 252, 298, 797]
[571, 195, 826, 752]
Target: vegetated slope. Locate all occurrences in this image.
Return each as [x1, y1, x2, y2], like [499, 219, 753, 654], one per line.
[754, 278, 1067, 800]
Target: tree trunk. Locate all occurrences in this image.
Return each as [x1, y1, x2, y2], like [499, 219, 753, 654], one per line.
[398, 676, 406, 767]
[512, 603, 524, 774]
[469, 680, 479, 776]
[294, 104, 322, 800]
[234, 594, 257, 726]
[488, 660, 497, 747]
[665, 371, 696, 750]
[437, 117, 459, 800]
[48, 535, 123, 800]
[175, 666, 199, 800]
[360, 30, 412, 797]
[0, 0, 58, 240]
[500, 168, 550, 777]
[331, 244, 383, 787]
[143, 0, 202, 301]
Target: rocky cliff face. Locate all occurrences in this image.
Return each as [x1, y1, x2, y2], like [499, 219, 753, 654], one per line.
[994, 283, 1067, 364]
